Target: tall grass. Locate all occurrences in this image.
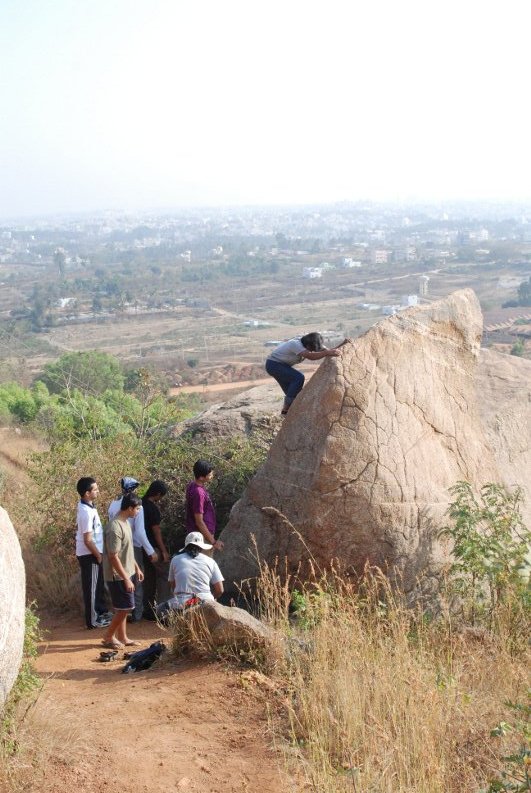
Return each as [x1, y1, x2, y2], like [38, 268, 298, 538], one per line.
[252, 562, 530, 793]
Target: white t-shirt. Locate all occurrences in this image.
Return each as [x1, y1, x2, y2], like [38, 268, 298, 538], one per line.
[168, 552, 224, 607]
[267, 338, 305, 366]
[76, 501, 103, 556]
[108, 497, 154, 555]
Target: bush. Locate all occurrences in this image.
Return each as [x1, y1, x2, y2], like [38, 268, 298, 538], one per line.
[440, 482, 530, 642]
[511, 340, 525, 357]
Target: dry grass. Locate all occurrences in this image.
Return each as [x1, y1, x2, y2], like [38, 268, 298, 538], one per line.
[23, 549, 80, 613]
[0, 692, 86, 792]
[252, 564, 530, 793]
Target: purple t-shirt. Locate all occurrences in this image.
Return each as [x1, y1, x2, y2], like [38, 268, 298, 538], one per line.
[185, 480, 217, 536]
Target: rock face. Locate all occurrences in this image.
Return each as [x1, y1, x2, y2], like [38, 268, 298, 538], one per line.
[219, 290, 531, 600]
[0, 506, 26, 706]
[172, 385, 282, 439]
[475, 347, 531, 531]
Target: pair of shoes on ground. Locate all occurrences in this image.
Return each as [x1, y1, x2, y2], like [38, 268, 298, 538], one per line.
[99, 649, 118, 662]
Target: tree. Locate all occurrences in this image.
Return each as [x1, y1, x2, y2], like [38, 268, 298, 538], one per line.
[38, 351, 124, 396]
[440, 482, 530, 626]
[54, 249, 66, 279]
[511, 340, 525, 357]
[517, 277, 531, 306]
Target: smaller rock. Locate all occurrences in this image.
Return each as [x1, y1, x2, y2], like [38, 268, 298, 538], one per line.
[171, 384, 282, 439]
[174, 601, 284, 672]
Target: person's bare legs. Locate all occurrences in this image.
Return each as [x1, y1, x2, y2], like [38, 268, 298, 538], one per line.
[102, 610, 128, 646]
[115, 612, 138, 645]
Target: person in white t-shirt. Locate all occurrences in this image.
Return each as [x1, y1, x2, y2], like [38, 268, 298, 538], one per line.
[76, 476, 110, 629]
[156, 532, 224, 618]
[265, 332, 349, 415]
[108, 476, 158, 622]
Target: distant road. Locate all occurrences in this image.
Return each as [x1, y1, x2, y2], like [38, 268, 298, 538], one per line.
[170, 370, 316, 396]
[170, 378, 270, 395]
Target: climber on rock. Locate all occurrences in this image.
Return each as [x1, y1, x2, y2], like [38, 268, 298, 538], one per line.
[265, 332, 350, 415]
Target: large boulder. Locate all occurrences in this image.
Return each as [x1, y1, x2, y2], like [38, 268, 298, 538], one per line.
[475, 347, 531, 530]
[219, 290, 531, 601]
[0, 506, 26, 707]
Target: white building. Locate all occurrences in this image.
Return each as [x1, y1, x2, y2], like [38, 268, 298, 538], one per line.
[402, 294, 418, 307]
[419, 275, 430, 296]
[303, 267, 323, 279]
[342, 257, 362, 268]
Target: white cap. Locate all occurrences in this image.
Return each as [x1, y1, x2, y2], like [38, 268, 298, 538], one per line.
[183, 531, 213, 550]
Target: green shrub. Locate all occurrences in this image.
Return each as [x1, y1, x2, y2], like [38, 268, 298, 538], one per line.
[482, 693, 531, 792]
[440, 482, 530, 640]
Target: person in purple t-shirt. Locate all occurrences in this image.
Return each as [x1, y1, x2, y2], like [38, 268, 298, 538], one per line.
[185, 460, 224, 551]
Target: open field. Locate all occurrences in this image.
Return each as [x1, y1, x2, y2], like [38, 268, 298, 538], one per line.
[1, 254, 530, 386]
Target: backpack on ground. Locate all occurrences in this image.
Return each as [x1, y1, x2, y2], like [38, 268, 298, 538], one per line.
[121, 641, 166, 673]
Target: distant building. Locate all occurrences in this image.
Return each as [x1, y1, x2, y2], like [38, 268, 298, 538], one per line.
[342, 257, 362, 268]
[419, 275, 429, 296]
[371, 249, 388, 265]
[303, 267, 323, 279]
[382, 305, 398, 315]
[470, 228, 489, 242]
[402, 294, 418, 307]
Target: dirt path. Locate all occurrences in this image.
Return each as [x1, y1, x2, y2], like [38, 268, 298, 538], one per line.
[32, 615, 292, 793]
[170, 378, 271, 395]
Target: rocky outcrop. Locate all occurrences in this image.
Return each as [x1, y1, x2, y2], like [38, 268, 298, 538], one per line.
[176, 601, 283, 669]
[218, 290, 531, 601]
[0, 506, 26, 707]
[475, 347, 531, 530]
[171, 385, 282, 439]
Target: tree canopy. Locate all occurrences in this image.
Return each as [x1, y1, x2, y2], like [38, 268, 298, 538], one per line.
[38, 350, 124, 396]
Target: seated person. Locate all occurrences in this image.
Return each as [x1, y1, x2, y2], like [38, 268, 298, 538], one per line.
[157, 531, 224, 618]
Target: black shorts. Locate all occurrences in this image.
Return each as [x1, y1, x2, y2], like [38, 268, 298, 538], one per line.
[107, 575, 136, 611]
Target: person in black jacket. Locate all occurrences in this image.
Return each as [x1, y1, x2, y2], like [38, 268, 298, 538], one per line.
[141, 480, 169, 620]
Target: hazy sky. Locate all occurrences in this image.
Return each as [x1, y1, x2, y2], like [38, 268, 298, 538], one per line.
[1, 0, 530, 218]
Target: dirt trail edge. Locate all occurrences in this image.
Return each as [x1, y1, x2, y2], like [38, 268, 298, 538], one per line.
[32, 615, 292, 793]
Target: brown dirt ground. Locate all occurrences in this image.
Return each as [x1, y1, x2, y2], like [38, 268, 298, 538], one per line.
[31, 615, 295, 793]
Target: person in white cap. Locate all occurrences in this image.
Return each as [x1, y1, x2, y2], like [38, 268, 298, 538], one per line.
[157, 531, 224, 617]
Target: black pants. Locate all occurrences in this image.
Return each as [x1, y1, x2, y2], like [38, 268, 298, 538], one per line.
[77, 554, 107, 628]
[142, 552, 170, 618]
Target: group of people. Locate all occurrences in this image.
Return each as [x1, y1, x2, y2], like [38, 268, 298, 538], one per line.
[75, 331, 347, 647]
[75, 460, 224, 649]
